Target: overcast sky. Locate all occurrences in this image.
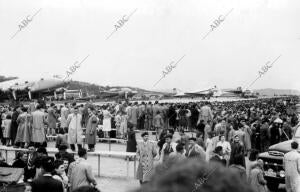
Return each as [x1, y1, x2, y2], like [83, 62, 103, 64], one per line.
[0, 0, 299, 92]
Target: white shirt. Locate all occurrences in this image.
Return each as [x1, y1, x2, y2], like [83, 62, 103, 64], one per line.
[217, 140, 231, 155]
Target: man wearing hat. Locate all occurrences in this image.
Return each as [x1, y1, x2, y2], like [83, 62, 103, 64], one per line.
[136, 132, 157, 184]
[186, 137, 206, 161]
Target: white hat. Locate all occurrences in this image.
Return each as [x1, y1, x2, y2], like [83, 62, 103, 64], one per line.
[274, 118, 283, 123]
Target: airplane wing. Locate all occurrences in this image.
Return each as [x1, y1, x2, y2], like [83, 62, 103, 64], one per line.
[0, 79, 30, 91]
[184, 86, 217, 96]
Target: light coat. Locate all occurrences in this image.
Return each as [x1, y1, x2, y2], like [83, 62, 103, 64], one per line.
[31, 110, 46, 143]
[15, 113, 32, 143]
[283, 150, 300, 192]
[67, 113, 83, 144]
[136, 141, 157, 182]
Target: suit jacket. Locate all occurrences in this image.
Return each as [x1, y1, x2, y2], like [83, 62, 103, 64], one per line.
[32, 174, 63, 192]
[68, 158, 96, 191]
[187, 144, 206, 161]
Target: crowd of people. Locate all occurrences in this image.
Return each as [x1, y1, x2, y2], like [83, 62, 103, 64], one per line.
[0, 95, 299, 192]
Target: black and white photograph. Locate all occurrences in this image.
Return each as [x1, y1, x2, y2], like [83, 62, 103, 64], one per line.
[0, 0, 300, 191]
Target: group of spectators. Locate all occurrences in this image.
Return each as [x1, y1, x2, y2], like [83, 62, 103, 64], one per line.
[133, 96, 300, 192]
[0, 144, 99, 192]
[0, 95, 299, 192]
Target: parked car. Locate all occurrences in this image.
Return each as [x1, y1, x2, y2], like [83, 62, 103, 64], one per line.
[258, 123, 300, 190]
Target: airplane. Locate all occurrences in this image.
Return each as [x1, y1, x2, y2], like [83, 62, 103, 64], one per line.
[221, 87, 258, 98]
[172, 86, 220, 99]
[99, 87, 138, 99]
[0, 76, 68, 101]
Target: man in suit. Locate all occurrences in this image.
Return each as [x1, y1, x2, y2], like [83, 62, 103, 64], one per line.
[31, 157, 63, 192]
[229, 135, 245, 167]
[68, 148, 97, 191]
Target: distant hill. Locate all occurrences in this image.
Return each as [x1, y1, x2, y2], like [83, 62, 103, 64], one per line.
[67, 81, 104, 95]
[67, 81, 152, 94]
[253, 88, 300, 96]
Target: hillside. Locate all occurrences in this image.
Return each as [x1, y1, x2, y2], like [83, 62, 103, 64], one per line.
[253, 88, 300, 96]
[67, 81, 151, 94]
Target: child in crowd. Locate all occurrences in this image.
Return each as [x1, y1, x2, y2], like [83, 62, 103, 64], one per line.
[1, 114, 12, 146]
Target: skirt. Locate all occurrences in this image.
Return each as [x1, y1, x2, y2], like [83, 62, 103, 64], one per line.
[102, 118, 111, 132]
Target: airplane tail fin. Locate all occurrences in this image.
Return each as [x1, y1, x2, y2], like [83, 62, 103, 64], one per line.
[213, 87, 223, 97]
[173, 88, 185, 97]
[172, 88, 178, 94]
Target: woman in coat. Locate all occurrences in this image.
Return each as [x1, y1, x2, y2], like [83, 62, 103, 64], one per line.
[136, 132, 157, 184]
[11, 106, 20, 146]
[248, 160, 268, 192]
[85, 107, 98, 152]
[15, 107, 32, 148]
